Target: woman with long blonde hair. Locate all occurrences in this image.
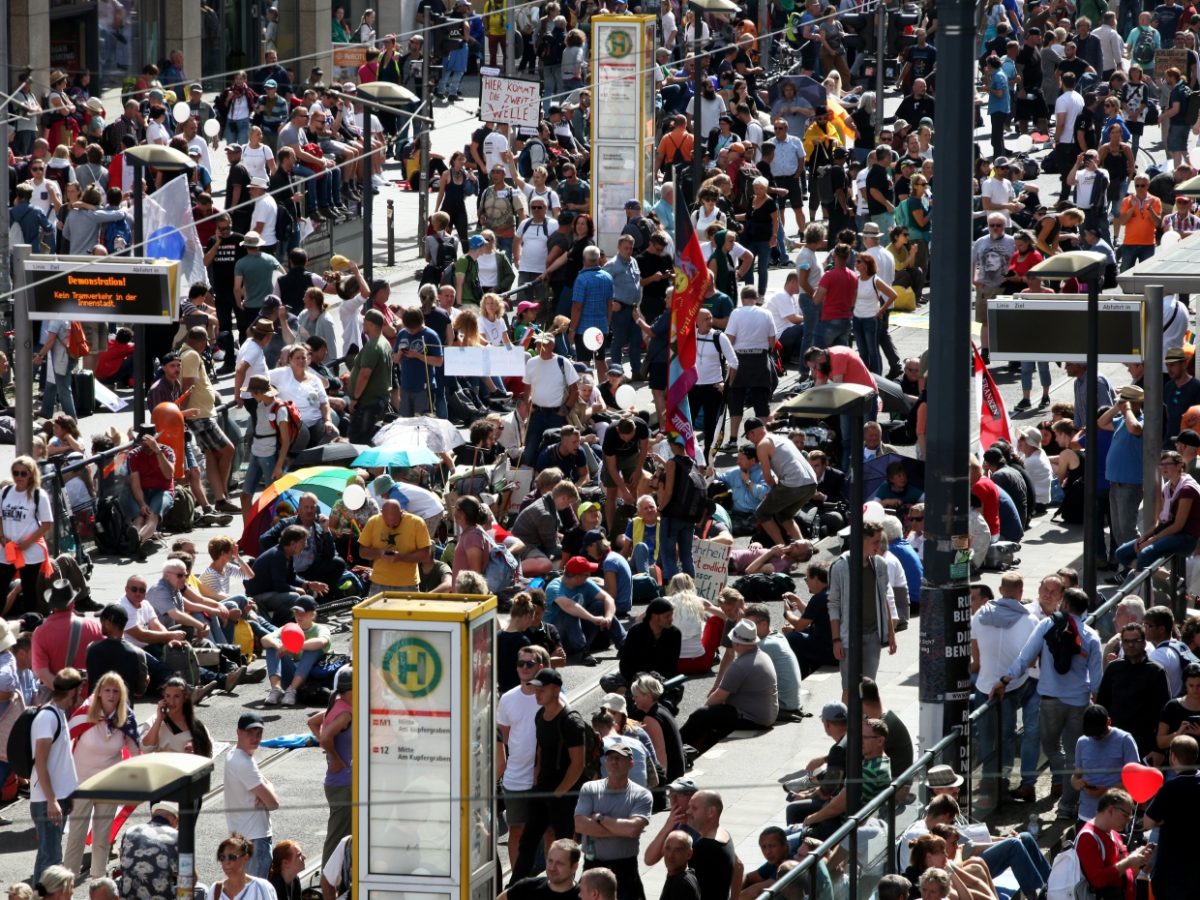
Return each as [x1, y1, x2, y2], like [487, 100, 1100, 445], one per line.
[64, 671, 140, 878]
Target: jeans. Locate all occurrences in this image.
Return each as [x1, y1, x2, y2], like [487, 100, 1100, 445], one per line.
[631, 542, 657, 576]
[225, 118, 251, 146]
[990, 111, 1011, 158]
[979, 832, 1051, 897]
[743, 239, 771, 295]
[437, 66, 466, 96]
[660, 515, 696, 581]
[1115, 532, 1198, 572]
[266, 646, 323, 685]
[974, 678, 1040, 789]
[1108, 483, 1143, 554]
[820, 318, 851, 348]
[348, 397, 387, 444]
[1119, 243, 1154, 271]
[542, 65, 564, 115]
[553, 597, 627, 655]
[40, 371, 77, 418]
[248, 837, 272, 878]
[521, 406, 567, 466]
[778, 323, 806, 368]
[852, 315, 881, 374]
[32, 797, 73, 884]
[295, 162, 341, 211]
[609, 304, 642, 373]
[1039, 696, 1086, 818]
[1020, 361, 1051, 395]
[798, 292, 820, 357]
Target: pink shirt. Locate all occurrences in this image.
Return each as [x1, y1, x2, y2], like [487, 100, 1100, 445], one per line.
[31, 610, 104, 682]
[826, 346, 876, 389]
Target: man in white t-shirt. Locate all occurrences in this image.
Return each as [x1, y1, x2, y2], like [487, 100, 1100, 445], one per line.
[483, 122, 510, 170]
[725, 286, 778, 441]
[512, 200, 560, 304]
[522, 334, 580, 466]
[862, 223, 901, 379]
[765, 272, 805, 365]
[979, 160, 1024, 225]
[1053, 72, 1085, 196]
[224, 712, 280, 878]
[249, 177, 279, 252]
[30, 667, 83, 884]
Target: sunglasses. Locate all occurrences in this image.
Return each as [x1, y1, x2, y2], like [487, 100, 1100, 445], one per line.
[516, 660, 539, 669]
[11, 470, 29, 477]
[128, 585, 147, 593]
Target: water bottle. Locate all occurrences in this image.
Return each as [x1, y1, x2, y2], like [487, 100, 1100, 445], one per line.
[1027, 814, 1040, 839]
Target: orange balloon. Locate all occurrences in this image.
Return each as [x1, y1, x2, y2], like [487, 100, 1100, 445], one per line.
[151, 402, 186, 479]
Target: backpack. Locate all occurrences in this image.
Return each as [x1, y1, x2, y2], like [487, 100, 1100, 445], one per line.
[101, 121, 123, 157]
[1132, 27, 1157, 66]
[557, 707, 603, 783]
[162, 485, 197, 533]
[1046, 826, 1104, 900]
[517, 139, 545, 179]
[732, 571, 797, 603]
[162, 642, 202, 686]
[1185, 88, 1200, 127]
[93, 493, 133, 555]
[631, 216, 654, 251]
[665, 457, 708, 523]
[67, 321, 91, 358]
[5, 706, 62, 779]
[434, 234, 458, 270]
[893, 197, 914, 230]
[269, 399, 304, 440]
[538, 29, 565, 65]
[1162, 638, 1200, 693]
[101, 216, 133, 254]
[483, 530, 520, 593]
[1045, 610, 1083, 675]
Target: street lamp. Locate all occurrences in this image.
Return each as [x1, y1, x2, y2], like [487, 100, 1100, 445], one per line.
[688, 0, 740, 197]
[776, 381, 876, 900]
[1030, 250, 1106, 600]
[1173, 174, 1200, 197]
[125, 145, 195, 426]
[73, 752, 213, 900]
[355, 82, 417, 281]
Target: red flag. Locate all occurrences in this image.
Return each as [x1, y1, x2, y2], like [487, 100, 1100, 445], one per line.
[666, 187, 707, 455]
[973, 342, 1012, 449]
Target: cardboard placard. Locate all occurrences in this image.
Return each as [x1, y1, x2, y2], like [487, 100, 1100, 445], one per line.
[479, 75, 541, 129]
[691, 539, 732, 604]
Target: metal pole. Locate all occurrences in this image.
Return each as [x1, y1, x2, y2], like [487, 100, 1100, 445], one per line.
[419, 41, 432, 251]
[874, 0, 886, 134]
[759, 0, 772, 77]
[691, 6, 703, 196]
[0, 0, 12, 309]
[363, 108, 374, 280]
[175, 797, 199, 900]
[1084, 275, 1099, 599]
[12, 243, 32, 456]
[387, 199, 396, 266]
[506, 0, 517, 76]
[133, 164, 146, 427]
[918, 0, 974, 760]
[846, 403, 864, 900]
[1143, 285, 1164, 537]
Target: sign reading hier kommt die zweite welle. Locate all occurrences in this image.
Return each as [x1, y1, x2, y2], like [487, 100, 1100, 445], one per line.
[26, 257, 177, 324]
[479, 76, 541, 130]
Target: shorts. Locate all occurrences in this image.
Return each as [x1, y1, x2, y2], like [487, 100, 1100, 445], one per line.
[242, 452, 279, 496]
[399, 389, 432, 416]
[183, 433, 199, 471]
[188, 416, 234, 453]
[975, 285, 1000, 325]
[122, 487, 174, 522]
[756, 482, 817, 524]
[649, 361, 669, 392]
[83, 322, 108, 354]
[601, 456, 641, 489]
[502, 787, 537, 826]
[1168, 123, 1190, 153]
[775, 174, 804, 209]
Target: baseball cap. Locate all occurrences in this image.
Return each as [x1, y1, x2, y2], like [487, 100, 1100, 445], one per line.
[607, 362, 625, 376]
[1018, 426, 1043, 447]
[249, 176, 270, 190]
[576, 500, 601, 518]
[264, 79, 278, 88]
[99, 604, 129, 628]
[624, 199, 642, 210]
[821, 702, 848, 722]
[603, 741, 633, 758]
[1174, 429, 1200, 447]
[516, 300, 539, 314]
[343, 81, 358, 93]
[581, 529, 606, 550]
[468, 235, 487, 250]
[238, 712, 265, 731]
[743, 417, 765, 435]
[530, 668, 563, 688]
[149, 88, 165, 101]
[564, 556, 598, 576]
[668, 777, 699, 794]
[187, 146, 201, 158]
[292, 596, 318, 613]
[225, 143, 243, 153]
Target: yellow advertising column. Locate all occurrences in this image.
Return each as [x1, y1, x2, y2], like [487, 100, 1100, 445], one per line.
[352, 592, 497, 900]
[590, 14, 658, 256]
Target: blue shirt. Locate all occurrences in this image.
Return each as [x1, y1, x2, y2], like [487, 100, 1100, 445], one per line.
[718, 465, 770, 513]
[1074, 727, 1139, 820]
[604, 255, 642, 305]
[997, 486, 1024, 542]
[1105, 416, 1143, 485]
[889, 539, 923, 605]
[988, 71, 1011, 115]
[1005, 612, 1104, 706]
[602, 550, 633, 615]
[542, 576, 601, 629]
[394, 326, 443, 393]
[572, 266, 613, 331]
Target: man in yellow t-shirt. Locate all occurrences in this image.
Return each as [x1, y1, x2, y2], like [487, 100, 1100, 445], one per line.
[358, 499, 433, 592]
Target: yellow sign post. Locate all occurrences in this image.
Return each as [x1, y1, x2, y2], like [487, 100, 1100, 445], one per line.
[352, 592, 497, 900]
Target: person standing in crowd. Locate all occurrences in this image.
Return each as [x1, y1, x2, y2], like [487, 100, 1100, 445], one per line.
[574, 744, 653, 900]
[30, 669, 84, 884]
[223, 712, 280, 877]
[828, 522, 897, 698]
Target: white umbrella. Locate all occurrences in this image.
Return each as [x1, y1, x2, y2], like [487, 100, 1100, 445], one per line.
[372, 416, 465, 454]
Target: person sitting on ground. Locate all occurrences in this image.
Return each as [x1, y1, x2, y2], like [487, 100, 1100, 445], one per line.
[872, 460, 925, 510]
[582, 530, 633, 617]
[630, 673, 687, 783]
[122, 432, 176, 559]
[243, 524, 329, 624]
[621, 494, 662, 576]
[262, 596, 331, 706]
[509, 479, 580, 576]
[666, 575, 724, 675]
[618, 597, 682, 685]
[742, 603, 804, 721]
[259, 492, 347, 592]
[781, 563, 837, 677]
[542, 555, 627, 665]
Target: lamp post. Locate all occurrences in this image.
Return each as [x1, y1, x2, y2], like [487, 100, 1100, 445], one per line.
[776, 382, 876, 900]
[1030, 250, 1106, 599]
[73, 752, 213, 900]
[353, 82, 417, 281]
[688, 0, 740, 196]
[124, 145, 195, 426]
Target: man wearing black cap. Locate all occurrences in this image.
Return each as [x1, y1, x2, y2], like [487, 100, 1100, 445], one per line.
[574, 743, 653, 900]
[85, 604, 148, 699]
[1175, 429, 1200, 480]
[225, 711, 280, 876]
[584, 531, 633, 617]
[511, 668, 588, 884]
[617, 597, 682, 683]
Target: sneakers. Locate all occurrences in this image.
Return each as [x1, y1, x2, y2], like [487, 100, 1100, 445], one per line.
[266, 685, 284, 705]
[281, 687, 298, 706]
[1013, 398, 1032, 412]
[214, 498, 241, 514]
[1037, 395, 1051, 410]
[242, 666, 268, 684]
[191, 681, 218, 705]
[223, 665, 247, 692]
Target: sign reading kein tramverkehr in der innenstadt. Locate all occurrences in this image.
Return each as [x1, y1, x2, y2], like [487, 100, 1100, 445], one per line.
[25, 256, 178, 324]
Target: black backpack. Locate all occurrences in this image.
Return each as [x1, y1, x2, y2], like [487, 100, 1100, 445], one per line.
[665, 456, 708, 523]
[557, 707, 602, 783]
[6, 706, 62, 779]
[1045, 610, 1083, 675]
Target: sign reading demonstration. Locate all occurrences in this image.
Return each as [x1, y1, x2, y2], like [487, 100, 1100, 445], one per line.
[26, 257, 177, 324]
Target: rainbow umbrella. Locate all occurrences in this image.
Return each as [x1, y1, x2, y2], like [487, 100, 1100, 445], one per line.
[239, 466, 358, 554]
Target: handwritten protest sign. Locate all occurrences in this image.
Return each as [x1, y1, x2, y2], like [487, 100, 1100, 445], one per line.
[692, 539, 732, 604]
[444, 346, 528, 378]
[480, 76, 541, 129]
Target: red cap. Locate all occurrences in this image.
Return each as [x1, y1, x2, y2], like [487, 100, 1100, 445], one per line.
[564, 556, 599, 576]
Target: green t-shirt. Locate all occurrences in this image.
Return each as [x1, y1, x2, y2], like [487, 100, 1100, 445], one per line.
[351, 334, 394, 405]
[234, 252, 280, 310]
[703, 290, 734, 321]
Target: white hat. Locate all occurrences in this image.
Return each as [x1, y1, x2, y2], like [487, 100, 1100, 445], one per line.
[600, 692, 627, 716]
[729, 619, 759, 645]
[249, 176, 270, 190]
[0, 620, 15, 653]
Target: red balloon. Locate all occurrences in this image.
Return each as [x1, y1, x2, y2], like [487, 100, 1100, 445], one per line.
[1121, 762, 1163, 804]
[280, 623, 305, 655]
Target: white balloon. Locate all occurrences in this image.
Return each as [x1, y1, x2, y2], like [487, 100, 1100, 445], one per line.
[343, 483, 367, 511]
[203, 118, 221, 138]
[862, 500, 886, 522]
[1161, 230, 1182, 248]
[583, 327, 604, 351]
[615, 384, 637, 409]
[172, 101, 192, 124]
